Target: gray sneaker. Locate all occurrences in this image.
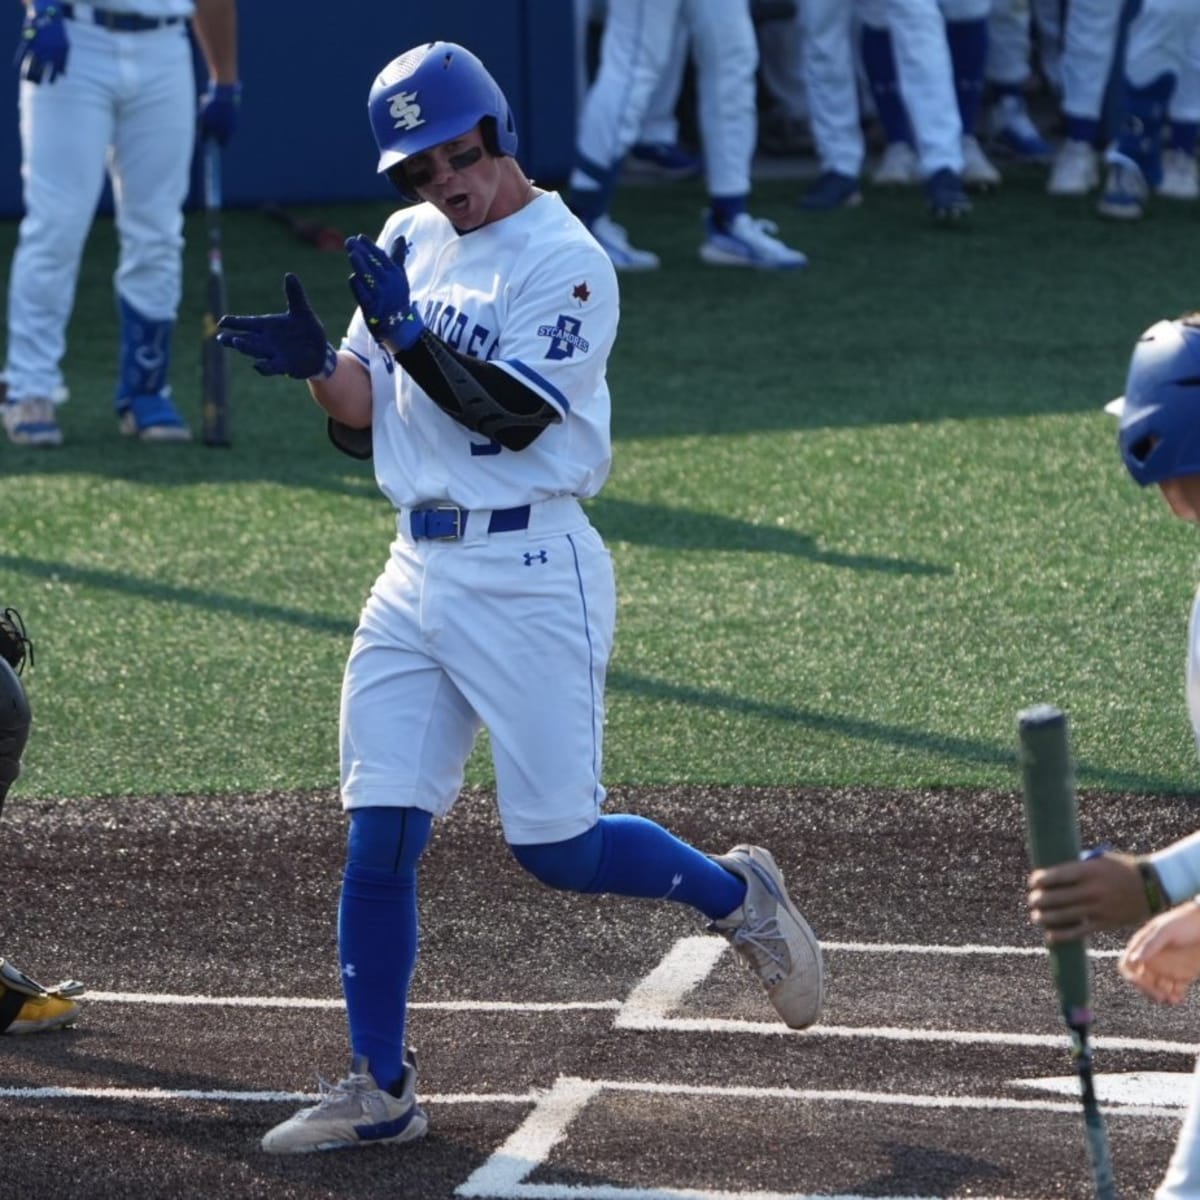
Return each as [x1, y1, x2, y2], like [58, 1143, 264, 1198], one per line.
[261, 1050, 428, 1154]
[709, 845, 825, 1029]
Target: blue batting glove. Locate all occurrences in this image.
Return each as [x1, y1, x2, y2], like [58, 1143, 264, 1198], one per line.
[14, 1, 68, 85]
[215, 273, 336, 380]
[345, 234, 424, 353]
[198, 81, 241, 146]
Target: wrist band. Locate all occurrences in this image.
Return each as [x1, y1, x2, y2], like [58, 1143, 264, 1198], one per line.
[1137, 857, 1169, 916]
[309, 343, 337, 382]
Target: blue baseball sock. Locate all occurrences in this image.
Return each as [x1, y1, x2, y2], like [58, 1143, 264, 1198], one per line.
[708, 195, 747, 233]
[1065, 115, 1100, 146]
[1114, 72, 1176, 186]
[511, 814, 745, 920]
[944, 19, 988, 136]
[338, 806, 432, 1095]
[860, 24, 913, 147]
[1170, 121, 1198, 156]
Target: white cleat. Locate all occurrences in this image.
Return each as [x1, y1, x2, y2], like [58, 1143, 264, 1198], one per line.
[709, 844, 825, 1029]
[871, 141, 922, 187]
[699, 212, 807, 270]
[589, 214, 660, 272]
[261, 1052, 428, 1154]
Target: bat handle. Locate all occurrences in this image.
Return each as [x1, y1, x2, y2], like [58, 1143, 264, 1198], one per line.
[203, 138, 222, 214]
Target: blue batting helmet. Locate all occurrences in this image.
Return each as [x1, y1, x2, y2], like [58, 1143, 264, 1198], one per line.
[1106, 316, 1200, 486]
[368, 42, 517, 193]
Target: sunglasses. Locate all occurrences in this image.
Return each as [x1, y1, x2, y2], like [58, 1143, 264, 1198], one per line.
[401, 145, 484, 191]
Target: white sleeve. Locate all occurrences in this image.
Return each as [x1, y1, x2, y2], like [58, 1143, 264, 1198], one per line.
[1150, 830, 1200, 904]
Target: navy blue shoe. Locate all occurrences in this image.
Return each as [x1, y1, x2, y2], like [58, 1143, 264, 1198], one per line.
[799, 171, 863, 211]
[925, 169, 971, 222]
[626, 142, 702, 180]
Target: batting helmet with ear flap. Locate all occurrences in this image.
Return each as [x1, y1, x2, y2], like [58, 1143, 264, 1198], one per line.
[1106, 315, 1200, 486]
[368, 42, 518, 199]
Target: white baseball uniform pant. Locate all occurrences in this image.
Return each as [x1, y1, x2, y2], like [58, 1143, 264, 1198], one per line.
[5, 18, 194, 403]
[339, 499, 617, 848]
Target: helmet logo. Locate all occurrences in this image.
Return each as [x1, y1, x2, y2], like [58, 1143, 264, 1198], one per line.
[387, 91, 426, 131]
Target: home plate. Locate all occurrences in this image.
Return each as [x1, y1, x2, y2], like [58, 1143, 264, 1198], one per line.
[1011, 1071, 1191, 1109]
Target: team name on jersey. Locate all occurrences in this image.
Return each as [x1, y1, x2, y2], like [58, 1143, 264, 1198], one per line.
[420, 298, 500, 360]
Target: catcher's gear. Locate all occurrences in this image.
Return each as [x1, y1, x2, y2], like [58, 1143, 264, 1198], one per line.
[0, 656, 31, 820]
[1106, 314, 1200, 486]
[0, 957, 84, 1034]
[368, 41, 518, 200]
[0, 606, 33, 674]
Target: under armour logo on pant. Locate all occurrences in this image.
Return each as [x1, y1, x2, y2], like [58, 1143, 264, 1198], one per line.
[523, 550, 548, 566]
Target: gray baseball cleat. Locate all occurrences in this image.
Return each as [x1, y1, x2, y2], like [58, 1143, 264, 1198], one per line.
[709, 845, 825, 1029]
[261, 1049, 428, 1153]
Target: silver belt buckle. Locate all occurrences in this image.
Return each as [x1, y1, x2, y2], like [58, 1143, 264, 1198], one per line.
[432, 504, 463, 540]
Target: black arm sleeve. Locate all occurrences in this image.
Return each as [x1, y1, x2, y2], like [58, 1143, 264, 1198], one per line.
[327, 418, 373, 460]
[395, 328, 562, 452]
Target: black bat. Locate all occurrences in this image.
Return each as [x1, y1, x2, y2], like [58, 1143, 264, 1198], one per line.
[201, 139, 232, 447]
[1018, 705, 1118, 1200]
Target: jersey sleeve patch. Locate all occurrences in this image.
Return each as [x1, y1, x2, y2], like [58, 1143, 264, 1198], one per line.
[537, 313, 591, 361]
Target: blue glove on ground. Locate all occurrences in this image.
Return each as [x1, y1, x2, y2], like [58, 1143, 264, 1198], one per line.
[14, 1, 68, 84]
[345, 234, 425, 353]
[199, 82, 241, 145]
[216, 273, 336, 380]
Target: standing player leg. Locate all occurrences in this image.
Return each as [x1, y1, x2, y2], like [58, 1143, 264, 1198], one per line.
[2, 23, 113, 447]
[1157, 21, 1200, 203]
[109, 23, 195, 441]
[940, 0, 1002, 189]
[1048, 0, 1123, 195]
[983, 0, 1052, 163]
[568, 0, 683, 270]
[797, 0, 868, 210]
[1097, 0, 1193, 220]
[687, 0, 808, 267]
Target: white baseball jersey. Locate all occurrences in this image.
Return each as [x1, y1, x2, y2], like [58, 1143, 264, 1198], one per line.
[337, 190, 622, 846]
[341, 192, 617, 513]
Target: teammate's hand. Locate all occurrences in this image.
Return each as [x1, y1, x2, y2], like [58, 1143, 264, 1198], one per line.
[1119, 903, 1200, 1005]
[216, 273, 336, 380]
[14, 0, 68, 85]
[1027, 850, 1148, 942]
[198, 81, 241, 146]
[345, 234, 425, 353]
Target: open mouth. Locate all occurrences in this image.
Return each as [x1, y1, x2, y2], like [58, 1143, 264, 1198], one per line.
[446, 192, 471, 214]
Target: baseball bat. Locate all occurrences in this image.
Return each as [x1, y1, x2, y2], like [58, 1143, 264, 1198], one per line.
[200, 138, 232, 448]
[1018, 704, 1118, 1200]
[261, 202, 345, 252]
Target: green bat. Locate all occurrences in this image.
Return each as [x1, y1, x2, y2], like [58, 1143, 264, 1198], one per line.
[1017, 704, 1117, 1200]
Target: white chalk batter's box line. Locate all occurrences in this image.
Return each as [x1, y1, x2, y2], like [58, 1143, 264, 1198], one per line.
[452, 1074, 1175, 1200]
[73, 935, 1200, 1056]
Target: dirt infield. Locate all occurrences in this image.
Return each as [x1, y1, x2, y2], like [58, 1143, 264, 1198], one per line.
[2, 785, 1196, 1198]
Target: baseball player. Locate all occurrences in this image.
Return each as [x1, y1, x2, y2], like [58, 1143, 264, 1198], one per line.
[2, 0, 240, 447]
[568, 0, 807, 269]
[216, 41, 825, 1154]
[799, 0, 973, 220]
[0, 606, 84, 1034]
[1028, 313, 1200, 1199]
[1097, 0, 1200, 220]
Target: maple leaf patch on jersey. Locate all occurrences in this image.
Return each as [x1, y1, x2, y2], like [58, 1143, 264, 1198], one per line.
[538, 315, 590, 360]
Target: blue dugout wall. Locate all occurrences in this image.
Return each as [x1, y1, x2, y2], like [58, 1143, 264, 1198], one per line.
[0, 0, 578, 218]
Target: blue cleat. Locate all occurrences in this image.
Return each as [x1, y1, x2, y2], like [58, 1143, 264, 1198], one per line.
[799, 171, 863, 211]
[925, 168, 972, 222]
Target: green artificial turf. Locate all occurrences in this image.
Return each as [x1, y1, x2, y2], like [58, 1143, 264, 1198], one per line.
[3, 166, 1200, 797]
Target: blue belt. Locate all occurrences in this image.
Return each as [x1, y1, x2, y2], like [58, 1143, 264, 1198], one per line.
[61, 4, 183, 31]
[409, 504, 531, 541]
